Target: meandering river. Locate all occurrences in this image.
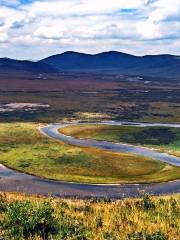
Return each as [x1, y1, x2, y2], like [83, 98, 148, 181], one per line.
[42, 121, 180, 167]
[0, 121, 180, 198]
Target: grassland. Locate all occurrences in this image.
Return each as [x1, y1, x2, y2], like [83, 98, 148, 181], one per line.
[0, 73, 179, 123]
[0, 192, 179, 240]
[60, 125, 180, 157]
[0, 123, 180, 183]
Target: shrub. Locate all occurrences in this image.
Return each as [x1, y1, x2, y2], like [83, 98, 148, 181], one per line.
[89, 197, 112, 204]
[103, 231, 117, 240]
[32, 201, 59, 240]
[0, 193, 7, 213]
[170, 198, 178, 213]
[140, 192, 155, 210]
[58, 215, 89, 240]
[123, 127, 176, 145]
[96, 216, 103, 229]
[128, 231, 167, 240]
[2, 201, 58, 240]
[74, 204, 93, 215]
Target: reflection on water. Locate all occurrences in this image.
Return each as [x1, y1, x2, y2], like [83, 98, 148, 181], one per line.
[0, 172, 14, 177]
[0, 164, 18, 178]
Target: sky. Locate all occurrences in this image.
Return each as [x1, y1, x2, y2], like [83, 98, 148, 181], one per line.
[0, 0, 180, 60]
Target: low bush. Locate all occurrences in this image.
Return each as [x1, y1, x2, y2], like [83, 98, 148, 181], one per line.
[128, 231, 167, 240]
[0, 193, 179, 240]
[140, 192, 155, 210]
[2, 201, 58, 240]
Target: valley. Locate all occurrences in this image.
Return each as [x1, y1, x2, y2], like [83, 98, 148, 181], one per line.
[0, 53, 180, 240]
[0, 72, 179, 123]
[1, 0, 180, 238]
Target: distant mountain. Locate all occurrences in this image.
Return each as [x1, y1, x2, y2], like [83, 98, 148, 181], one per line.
[40, 51, 180, 80]
[0, 58, 56, 74]
[0, 51, 180, 80]
[40, 51, 138, 70]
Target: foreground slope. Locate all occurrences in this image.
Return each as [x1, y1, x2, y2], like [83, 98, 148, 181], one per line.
[0, 192, 179, 240]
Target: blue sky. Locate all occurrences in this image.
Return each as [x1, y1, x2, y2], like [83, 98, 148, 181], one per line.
[0, 0, 180, 59]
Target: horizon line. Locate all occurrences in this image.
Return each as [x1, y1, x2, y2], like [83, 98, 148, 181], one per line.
[0, 50, 179, 62]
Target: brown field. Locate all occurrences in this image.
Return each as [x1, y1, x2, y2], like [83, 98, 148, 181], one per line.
[0, 72, 180, 123]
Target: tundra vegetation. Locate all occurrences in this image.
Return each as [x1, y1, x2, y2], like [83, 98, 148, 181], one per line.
[0, 192, 179, 240]
[0, 74, 179, 123]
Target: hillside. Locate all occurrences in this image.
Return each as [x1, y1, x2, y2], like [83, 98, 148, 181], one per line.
[0, 192, 179, 240]
[0, 58, 56, 74]
[40, 51, 180, 80]
[0, 51, 180, 80]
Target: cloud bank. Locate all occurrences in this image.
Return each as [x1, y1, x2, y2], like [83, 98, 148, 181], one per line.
[0, 0, 179, 59]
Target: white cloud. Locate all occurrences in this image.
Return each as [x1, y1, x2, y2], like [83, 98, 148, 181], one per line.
[0, 0, 179, 59]
[136, 0, 180, 39]
[0, 31, 8, 42]
[136, 21, 160, 39]
[34, 25, 66, 39]
[149, 0, 180, 22]
[23, 0, 144, 16]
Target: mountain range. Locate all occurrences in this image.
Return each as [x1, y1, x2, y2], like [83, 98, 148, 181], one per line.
[0, 51, 180, 80]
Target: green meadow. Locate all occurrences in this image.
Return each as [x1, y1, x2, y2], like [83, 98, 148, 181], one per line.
[0, 123, 179, 183]
[60, 124, 180, 157]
